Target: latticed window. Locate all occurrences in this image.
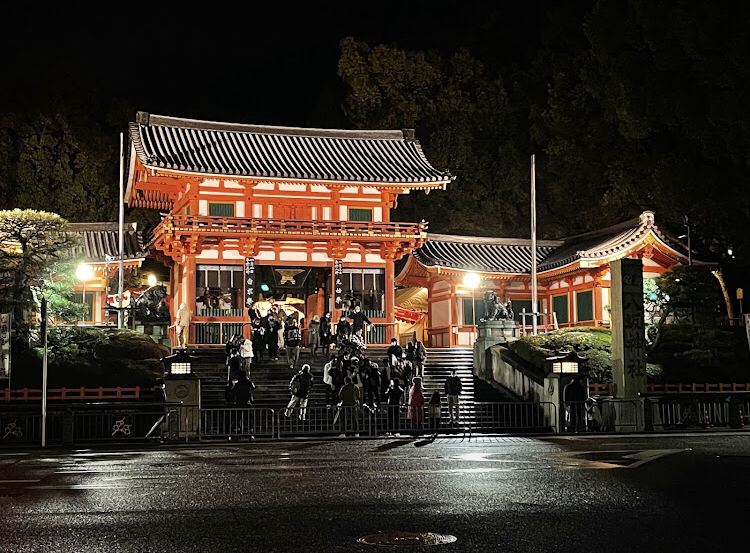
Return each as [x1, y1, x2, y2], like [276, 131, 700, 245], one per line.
[209, 203, 235, 217]
[348, 208, 373, 221]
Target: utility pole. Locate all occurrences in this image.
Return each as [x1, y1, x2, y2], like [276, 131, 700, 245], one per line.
[531, 154, 538, 335]
[118, 132, 125, 328]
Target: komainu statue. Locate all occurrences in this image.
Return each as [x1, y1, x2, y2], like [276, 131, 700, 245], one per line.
[481, 290, 514, 321]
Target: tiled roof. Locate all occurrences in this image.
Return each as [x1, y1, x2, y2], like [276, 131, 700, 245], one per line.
[69, 223, 145, 263]
[414, 234, 562, 274]
[410, 212, 691, 276]
[129, 112, 452, 185]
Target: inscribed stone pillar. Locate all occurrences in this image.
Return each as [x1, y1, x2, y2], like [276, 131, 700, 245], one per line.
[610, 258, 647, 399]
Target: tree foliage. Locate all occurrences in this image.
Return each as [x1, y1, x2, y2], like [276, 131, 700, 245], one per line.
[337, 1, 750, 266]
[0, 209, 79, 325]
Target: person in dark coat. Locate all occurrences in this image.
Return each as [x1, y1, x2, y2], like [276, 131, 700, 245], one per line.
[284, 318, 301, 369]
[233, 371, 255, 407]
[266, 315, 280, 360]
[251, 319, 265, 366]
[285, 364, 314, 420]
[387, 338, 403, 367]
[347, 305, 371, 335]
[427, 391, 442, 432]
[385, 379, 403, 436]
[319, 312, 332, 354]
[336, 315, 351, 344]
[444, 369, 463, 425]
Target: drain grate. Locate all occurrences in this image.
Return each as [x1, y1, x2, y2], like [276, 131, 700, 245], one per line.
[358, 532, 457, 547]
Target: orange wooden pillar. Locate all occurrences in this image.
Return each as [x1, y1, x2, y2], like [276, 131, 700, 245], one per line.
[384, 260, 395, 342]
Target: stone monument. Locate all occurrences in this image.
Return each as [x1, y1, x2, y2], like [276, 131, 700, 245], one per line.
[610, 258, 646, 430]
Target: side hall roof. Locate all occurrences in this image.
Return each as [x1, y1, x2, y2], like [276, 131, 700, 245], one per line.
[69, 222, 145, 264]
[129, 112, 453, 185]
[405, 211, 696, 277]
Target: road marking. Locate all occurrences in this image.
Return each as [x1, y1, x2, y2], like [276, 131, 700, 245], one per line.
[558, 449, 687, 469]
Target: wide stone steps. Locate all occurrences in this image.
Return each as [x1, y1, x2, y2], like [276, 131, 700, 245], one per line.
[191, 346, 514, 424]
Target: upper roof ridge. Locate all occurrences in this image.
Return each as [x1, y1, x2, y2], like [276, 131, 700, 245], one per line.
[137, 112, 408, 141]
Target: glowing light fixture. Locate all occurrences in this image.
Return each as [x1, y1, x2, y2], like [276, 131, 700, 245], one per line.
[463, 272, 480, 289]
[76, 263, 93, 282]
[147, 273, 157, 287]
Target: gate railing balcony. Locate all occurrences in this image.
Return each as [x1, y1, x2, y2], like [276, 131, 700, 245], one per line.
[154, 215, 427, 241]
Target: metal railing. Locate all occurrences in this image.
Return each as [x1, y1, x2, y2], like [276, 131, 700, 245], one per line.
[200, 408, 275, 439]
[1, 403, 180, 445]
[563, 399, 642, 432]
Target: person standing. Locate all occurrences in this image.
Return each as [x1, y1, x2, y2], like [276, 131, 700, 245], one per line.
[427, 391, 442, 433]
[285, 364, 313, 420]
[319, 312, 332, 355]
[308, 315, 321, 360]
[233, 371, 256, 439]
[385, 378, 403, 437]
[444, 369, 463, 426]
[336, 315, 351, 345]
[173, 302, 191, 348]
[251, 319, 265, 367]
[387, 338, 403, 368]
[407, 376, 425, 433]
[415, 340, 427, 376]
[266, 315, 280, 361]
[284, 318, 302, 369]
[348, 305, 371, 337]
[239, 336, 253, 374]
[337, 376, 361, 437]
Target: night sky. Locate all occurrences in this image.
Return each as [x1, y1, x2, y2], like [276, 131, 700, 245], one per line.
[2, 1, 570, 127]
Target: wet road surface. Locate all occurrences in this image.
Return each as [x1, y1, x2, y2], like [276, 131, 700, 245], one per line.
[1, 433, 749, 552]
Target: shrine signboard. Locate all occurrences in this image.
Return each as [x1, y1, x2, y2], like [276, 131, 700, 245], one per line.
[244, 257, 255, 308]
[333, 260, 343, 310]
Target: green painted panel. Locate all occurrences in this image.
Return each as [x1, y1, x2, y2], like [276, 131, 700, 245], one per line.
[349, 208, 373, 221]
[576, 290, 593, 321]
[209, 203, 235, 217]
[553, 295, 569, 324]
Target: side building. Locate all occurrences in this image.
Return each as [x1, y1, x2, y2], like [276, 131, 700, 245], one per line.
[125, 112, 453, 346]
[396, 211, 696, 347]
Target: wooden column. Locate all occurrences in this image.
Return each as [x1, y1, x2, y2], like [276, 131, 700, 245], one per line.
[185, 255, 196, 346]
[385, 260, 395, 342]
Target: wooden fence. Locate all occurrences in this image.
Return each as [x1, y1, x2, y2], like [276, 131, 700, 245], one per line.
[1, 387, 142, 402]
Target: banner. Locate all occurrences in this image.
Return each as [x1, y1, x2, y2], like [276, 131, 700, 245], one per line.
[333, 260, 343, 310]
[245, 257, 255, 308]
[0, 312, 10, 380]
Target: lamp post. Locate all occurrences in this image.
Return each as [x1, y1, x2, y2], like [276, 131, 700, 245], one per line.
[76, 263, 94, 323]
[463, 272, 480, 341]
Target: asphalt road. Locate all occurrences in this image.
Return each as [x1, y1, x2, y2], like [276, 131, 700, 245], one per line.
[1, 433, 749, 552]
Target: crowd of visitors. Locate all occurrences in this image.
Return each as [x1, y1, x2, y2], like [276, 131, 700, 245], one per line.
[219, 303, 460, 437]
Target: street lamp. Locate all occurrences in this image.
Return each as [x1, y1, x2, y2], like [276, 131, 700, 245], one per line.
[76, 263, 94, 323]
[463, 272, 480, 339]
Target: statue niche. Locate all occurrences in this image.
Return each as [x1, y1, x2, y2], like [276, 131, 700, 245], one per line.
[481, 290, 514, 322]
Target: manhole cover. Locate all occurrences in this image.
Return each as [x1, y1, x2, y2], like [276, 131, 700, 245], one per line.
[358, 532, 458, 547]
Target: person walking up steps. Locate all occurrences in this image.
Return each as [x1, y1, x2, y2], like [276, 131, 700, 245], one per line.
[285, 364, 313, 421]
[284, 318, 301, 369]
